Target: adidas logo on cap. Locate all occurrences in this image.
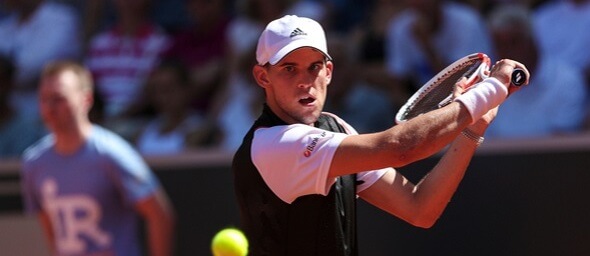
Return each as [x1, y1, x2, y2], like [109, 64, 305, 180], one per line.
[290, 28, 307, 37]
[256, 15, 331, 65]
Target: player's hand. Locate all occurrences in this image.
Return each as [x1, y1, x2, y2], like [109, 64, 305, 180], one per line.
[453, 77, 469, 99]
[489, 59, 530, 95]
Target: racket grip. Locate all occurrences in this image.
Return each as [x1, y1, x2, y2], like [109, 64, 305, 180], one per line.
[510, 68, 527, 86]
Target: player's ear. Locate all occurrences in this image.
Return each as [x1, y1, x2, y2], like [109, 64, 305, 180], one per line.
[325, 60, 334, 85]
[85, 90, 94, 108]
[252, 65, 271, 89]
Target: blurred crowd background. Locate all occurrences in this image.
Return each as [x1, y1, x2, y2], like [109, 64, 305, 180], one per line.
[1, 0, 590, 159]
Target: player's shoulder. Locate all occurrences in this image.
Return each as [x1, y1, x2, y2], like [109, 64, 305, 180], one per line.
[89, 125, 137, 155]
[89, 125, 150, 171]
[91, 125, 123, 141]
[253, 112, 355, 142]
[321, 112, 358, 135]
[254, 123, 311, 140]
[22, 135, 54, 164]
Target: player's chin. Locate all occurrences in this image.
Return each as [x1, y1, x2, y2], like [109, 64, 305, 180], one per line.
[297, 109, 321, 125]
[301, 116, 320, 125]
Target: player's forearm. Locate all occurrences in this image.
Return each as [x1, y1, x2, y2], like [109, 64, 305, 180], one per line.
[410, 134, 478, 228]
[146, 214, 175, 256]
[385, 102, 472, 167]
[331, 102, 471, 178]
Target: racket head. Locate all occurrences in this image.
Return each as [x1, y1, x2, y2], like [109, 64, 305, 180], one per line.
[395, 53, 491, 124]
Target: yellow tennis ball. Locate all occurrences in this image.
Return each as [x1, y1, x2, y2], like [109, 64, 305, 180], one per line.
[211, 228, 248, 256]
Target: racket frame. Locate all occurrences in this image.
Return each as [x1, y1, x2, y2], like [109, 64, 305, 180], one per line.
[395, 53, 491, 124]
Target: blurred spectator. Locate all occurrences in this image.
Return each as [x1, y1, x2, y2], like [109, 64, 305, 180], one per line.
[78, 0, 111, 50]
[134, 60, 219, 155]
[150, 0, 191, 34]
[219, 0, 327, 151]
[323, 0, 404, 133]
[21, 60, 175, 256]
[85, 0, 170, 125]
[323, 33, 397, 134]
[533, 0, 590, 87]
[0, 55, 46, 158]
[0, 4, 9, 19]
[0, 0, 81, 116]
[385, 0, 492, 92]
[162, 0, 232, 144]
[33, 0, 110, 51]
[70, 0, 191, 51]
[321, 0, 371, 33]
[457, 0, 551, 15]
[283, 0, 328, 24]
[485, 4, 588, 138]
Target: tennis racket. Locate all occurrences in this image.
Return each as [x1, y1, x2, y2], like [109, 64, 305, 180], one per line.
[394, 53, 526, 124]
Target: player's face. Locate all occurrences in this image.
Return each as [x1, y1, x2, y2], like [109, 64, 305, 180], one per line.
[258, 47, 333, 125]
[39, 71, 88, 133]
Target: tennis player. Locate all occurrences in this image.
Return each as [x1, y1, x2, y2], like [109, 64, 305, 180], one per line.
[232, 15, 528, 255]
[21, 61, 175, 256]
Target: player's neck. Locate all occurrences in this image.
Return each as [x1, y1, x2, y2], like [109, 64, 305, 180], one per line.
[54, 122, 93, 155]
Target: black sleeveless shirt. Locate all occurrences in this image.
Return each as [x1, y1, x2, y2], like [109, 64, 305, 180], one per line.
[232, 105, 358, 256]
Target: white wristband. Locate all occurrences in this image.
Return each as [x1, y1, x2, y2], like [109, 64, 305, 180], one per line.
[454, 77, 508, 124]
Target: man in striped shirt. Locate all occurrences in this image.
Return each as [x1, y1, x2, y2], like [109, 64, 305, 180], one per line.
[85, 0, 170, 120]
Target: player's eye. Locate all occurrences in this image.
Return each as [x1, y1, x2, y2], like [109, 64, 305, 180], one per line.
[309, 62, 324, 73]
[40, 96, 63, 106]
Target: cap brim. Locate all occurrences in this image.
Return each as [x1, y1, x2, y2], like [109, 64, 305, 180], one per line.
[267, 39, 331, 65]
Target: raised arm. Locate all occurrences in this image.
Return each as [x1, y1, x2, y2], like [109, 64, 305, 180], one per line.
[332, 59, 528, 228]
[328, 59, 528, 178]
[331, 100, 471, 176]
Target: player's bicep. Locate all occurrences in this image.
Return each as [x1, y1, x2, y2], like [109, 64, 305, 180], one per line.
[358, 169, 418, 221]
[330, 132, 410, 178]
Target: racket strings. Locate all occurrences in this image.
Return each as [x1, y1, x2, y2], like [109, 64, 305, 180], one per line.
[401, 59, 484, 121]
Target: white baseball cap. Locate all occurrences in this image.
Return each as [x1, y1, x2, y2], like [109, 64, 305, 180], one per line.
[256, 15, 332, 66]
